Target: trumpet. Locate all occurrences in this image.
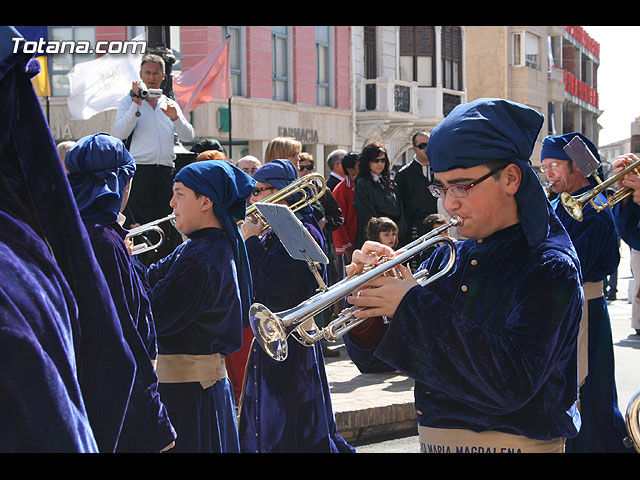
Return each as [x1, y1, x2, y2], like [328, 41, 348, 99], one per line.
[125, 214, 176, 256]
[241, 173, 326, 233]
[560, 156, 640, 222]
[249, 216, 462, 361]
[624, 389, 640, 452]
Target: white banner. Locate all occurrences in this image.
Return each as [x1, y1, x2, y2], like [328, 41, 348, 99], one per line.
[67, 36, 144, 120]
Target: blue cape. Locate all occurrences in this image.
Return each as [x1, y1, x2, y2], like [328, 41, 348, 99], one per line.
[66, 133, 136, 225]
[0, 26, 135, 452]
[426, 98, 548, 248]
[174, 160, 256, 327]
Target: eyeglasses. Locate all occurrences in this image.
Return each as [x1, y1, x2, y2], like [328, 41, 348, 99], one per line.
[539, 161, 560, 174]
[298, 164, 314, 172]
[414, 142, 428, 150]
[252, 186, 276, 196]
[427, 164, 507, 199]
[369, 157, 387, 164]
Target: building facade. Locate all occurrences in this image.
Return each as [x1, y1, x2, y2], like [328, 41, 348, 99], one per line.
[33, 25, 602, 175]
[351, 26, 466, 169]
[465, 25, 601, 167]
[38, 25, 353, 176]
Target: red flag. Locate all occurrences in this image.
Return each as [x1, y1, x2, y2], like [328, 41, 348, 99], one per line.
[173, 38, 231, 116]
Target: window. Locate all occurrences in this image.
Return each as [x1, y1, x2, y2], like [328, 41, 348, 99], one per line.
[513, 31, 540, 70]
[364, 26, 377, 110]
[363, 26, 377, 80]
[399, 26, 435, 86]
[525, 32, 540, 69]
[169, 26, 182, 72]
[513, 33, 523, 66]
[224, 26, 242, 96]
[272, 26, 288, 101]
[316, 26, 330, 106]
[441, 26, 462, 91]
[128, 26, 145, 39]
[49, 26, 95, 96]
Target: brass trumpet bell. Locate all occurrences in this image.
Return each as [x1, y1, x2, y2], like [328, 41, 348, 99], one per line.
[241, 173, 327, 234]
[560, 157, 640, 222]
[624, 389, 640, 452]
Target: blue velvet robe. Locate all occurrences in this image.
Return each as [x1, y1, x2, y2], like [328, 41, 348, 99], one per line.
[1, 29, 135, 453]
[552, 188, 630, 452]
[0, 210, 97, 452]
[373, 206, 584, 441]
[344, 318, 396, 374]
[83, 220, 176, 452]
[238, 214, 355, 453]
[612, 198, 640, 250]
[142, 227, 242, 453]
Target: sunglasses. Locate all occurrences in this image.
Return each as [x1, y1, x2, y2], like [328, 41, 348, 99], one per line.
[252, 186, 276, 196]
[415, 142, 428, 150]
[369, 157, 387, 164]
[298, 164, 314, 171]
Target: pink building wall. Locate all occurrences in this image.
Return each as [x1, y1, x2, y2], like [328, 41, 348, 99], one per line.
[94, 25, 351, 109]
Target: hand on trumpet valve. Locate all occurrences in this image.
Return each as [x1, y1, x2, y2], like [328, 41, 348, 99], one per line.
[124, 236, 134, 256]
[345, 240, 396, 277]
[613, 154, 640, 206]
[240, 214, 265, 240]
[347, 267, 417, 320]
[345, 241, 417, 320]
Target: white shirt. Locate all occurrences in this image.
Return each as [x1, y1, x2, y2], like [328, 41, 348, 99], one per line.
[113, 95, 195, 167]
[413, 156, 433, 182]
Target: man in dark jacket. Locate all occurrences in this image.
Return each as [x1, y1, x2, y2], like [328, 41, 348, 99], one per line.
[395, 131, 439, 247]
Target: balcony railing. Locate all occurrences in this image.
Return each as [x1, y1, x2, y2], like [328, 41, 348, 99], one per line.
[563, 70, 599, 108]
[362, 77, 416, 114]
[359, 77, 465, 118]
[565, 26, 600, 58]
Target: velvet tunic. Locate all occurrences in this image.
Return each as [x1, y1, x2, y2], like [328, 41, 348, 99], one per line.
[374, 208, 584, 441]
[612, 198, 640, 250]
[0, 211, 97, 452]
[343, 318, 395, 374]
[83, 220, 176, 452]
[552, 189, 630, 452]
[142, 227, 242, 453]
[238, 215, 355, 453]
[1, 28, 136, 453]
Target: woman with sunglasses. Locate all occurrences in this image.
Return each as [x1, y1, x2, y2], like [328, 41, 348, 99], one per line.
[353, 142, 407, 250]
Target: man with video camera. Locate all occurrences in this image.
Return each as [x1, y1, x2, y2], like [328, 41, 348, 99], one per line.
[113, 53, 194, 264]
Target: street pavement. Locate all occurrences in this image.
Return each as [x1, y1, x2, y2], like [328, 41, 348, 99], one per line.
[324, 244, 640, 450]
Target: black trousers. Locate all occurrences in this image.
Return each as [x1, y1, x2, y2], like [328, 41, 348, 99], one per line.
[125, 164, 181, 265]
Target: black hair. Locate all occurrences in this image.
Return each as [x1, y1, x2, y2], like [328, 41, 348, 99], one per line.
[357, 142, 392, 188]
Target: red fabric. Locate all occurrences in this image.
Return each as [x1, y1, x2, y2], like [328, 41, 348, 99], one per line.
[332, 178, 357, 254]
[348, 317, 386, 349]
[225, 326, 255, 404]
[173, 38, 231, 116]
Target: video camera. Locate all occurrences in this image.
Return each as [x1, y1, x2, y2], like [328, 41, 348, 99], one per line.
[130, 82, 162, 100]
